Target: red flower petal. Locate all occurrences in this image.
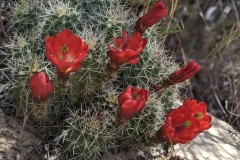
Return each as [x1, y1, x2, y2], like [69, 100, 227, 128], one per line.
[61, 61, 76, 70]
[135, 100, 146, 112]
[29, 72, 54, 104]
[107, 30, 147, 66]
[55, 29, 73, 45]
[45, 36, 55, 46]
[142, 38, 148, 49]
[127, 47, 143, 56]
[113, 37, 123, 48]
[125, 58, 140, 64]
[135, 1, 168, 34]
[118, 92, 133, 106]
[53, 41, 63, 60]
[121, 100, 139, 110]
[117, 86, 149, 122]
[127, 32, 142, 50]
[66, 35, 82, 56]
[45, 50, 61, 67]
[107, 44, 117, 53]
[45, 29, 88, 77]
[75, 51, 87, 63]
[154, 98, 211, 145]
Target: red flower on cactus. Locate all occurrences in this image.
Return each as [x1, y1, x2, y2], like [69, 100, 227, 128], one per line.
[162, 61, 201, 87]
[183, 98, 212, 133]
[107, 30, 147, 66]
[135, 1, 168, 34]
[155, 105, 199, 144]
[29, 72, 54, 104]
[45, 29, 89, 77]
[154, 98, 212, 145]
[117, 86, 149, 122]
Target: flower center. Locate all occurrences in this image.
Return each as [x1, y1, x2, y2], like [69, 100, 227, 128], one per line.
[195, 112, 204, 119]
[132, 92, 140, 100]
[174, 120, 192, 132]
[183, 120, 192, 128]
[60, 44, 68, 53]
[119, 36, 129, 50]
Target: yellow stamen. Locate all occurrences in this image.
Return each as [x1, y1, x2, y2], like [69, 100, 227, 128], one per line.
[183, 120, 192, 128]
[195, 112, 204, 119]
[60, 44, 68, 52]
[132, 92, 140, 99]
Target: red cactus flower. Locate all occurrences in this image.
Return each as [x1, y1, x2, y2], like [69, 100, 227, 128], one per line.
[155, 105, 199, 144]
[45, 29, 88, 79]
[135, 1, 168, 34]
[29, 72, 54, 105]
[183, 98, 212, 133]
[117, 86, 149, 122]
[154, 98, 212, 145]
[161, 61, 201, 87]
[107, 30, 147, 66]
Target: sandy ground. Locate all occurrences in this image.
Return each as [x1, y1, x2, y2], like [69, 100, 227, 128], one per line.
[0, 109, 43, 160]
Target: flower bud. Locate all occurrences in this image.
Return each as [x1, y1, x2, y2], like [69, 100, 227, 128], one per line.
[107, 30, 147, 67]
[162, 61, 201, 87]
[117, 86, 149, 123]
[29, 72, 54, 105]
[135, 1, 168, 34]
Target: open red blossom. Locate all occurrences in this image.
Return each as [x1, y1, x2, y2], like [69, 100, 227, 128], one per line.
[107, 30, 147, 66]
[155, 105, 199, 144]
[161, 61, 201, 87]
[29, 72, 53, 105]
[135, 1, 168, 34]
[117, 86, 149, 122]
[45, 29, 89, 78]
[183, 98, 212, 133]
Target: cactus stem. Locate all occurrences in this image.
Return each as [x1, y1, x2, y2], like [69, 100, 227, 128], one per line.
[101, 62, 121, 84]
[56, 70, 70, 84]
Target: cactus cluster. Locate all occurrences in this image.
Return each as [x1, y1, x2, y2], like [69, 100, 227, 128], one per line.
[1, 0, 210, 159]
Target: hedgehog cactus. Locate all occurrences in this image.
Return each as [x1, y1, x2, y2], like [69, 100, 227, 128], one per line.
[59, 110, 108, 159]
[1, 0, 212, 159]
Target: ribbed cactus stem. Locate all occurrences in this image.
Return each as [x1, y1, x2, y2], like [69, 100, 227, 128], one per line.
[101, 62, 121, 83]
[116, 119, 125, 125]
[116, 118, 126, 126]
[150, 85, 165, 95]
[33, 101, 45, 108]
[105, 62, 121, 75]
[33, 102, 48, 118]
[56, 70, 70, 84]
[55, 70, 71, 94]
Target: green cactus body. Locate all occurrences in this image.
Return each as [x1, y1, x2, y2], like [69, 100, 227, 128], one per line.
[59, 105, 115, 160]
[68, 50, 107, 104]
[3, 0, 185, 159]
[122, 34, 178, 88]
[117, 91, 174, 147]
[119, 105, 158, 146]
[62, 119, 106, 159]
